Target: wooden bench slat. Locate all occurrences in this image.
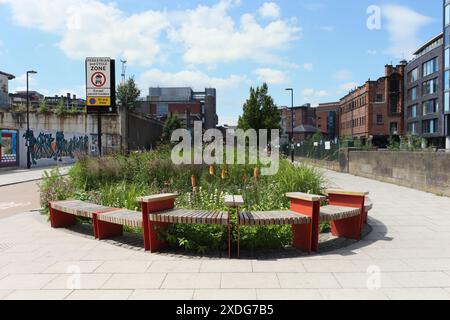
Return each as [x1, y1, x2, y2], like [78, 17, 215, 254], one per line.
[320, 205, 361, 222]
[239, 211, 310, 226]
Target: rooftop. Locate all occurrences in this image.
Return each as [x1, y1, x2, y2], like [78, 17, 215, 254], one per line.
[0, 71, 15, 80]
[413, 33, 443, 56]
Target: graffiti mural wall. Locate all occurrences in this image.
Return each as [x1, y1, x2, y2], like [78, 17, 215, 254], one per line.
[19, 129, 91, 168]
[0, 129, 18, 167]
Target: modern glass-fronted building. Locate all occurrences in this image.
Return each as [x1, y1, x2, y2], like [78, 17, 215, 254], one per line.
[444, 0, 450, 148]
[405, 33, 444, 147]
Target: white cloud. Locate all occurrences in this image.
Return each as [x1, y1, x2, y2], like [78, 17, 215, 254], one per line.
[337, 82, 358, 94]
[259, 2, 281, 19]
[302, 63, 313, 71]
[302, 88, 329, 99]
[333, 69, 353, 82]
[322, 26, 334, 32]
[138, 69, 245, 93]
[253, 68, 288, 84]
[169, 1, 300, 65]
[367, 49, 377, 55]
[382, 5, 432, 59]
[0, 0, 170, 66]
[1, 0, 300, 67]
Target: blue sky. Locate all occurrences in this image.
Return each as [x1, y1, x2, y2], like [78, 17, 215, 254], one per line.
[0, 0, 444, 125]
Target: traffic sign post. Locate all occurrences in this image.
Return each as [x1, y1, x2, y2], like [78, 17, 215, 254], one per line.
[86, 57, 116, 156]
[86, 57, 116, 114]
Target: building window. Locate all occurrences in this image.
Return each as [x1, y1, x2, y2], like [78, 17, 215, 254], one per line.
[408, 122, 418, 135]
[376, 94, 383, 102]
[390, 122, 398, 135]
[377, 115, 383, 125]
[408, 86, 418, 101]
[156, 103, 169, 116]
[423, 58, 438, 77]
[446, 92, 450, 113]
[423, 119, 438, 134]
[446, 71, 450, 91]
[407, 68, 418, 83]
[422, 78, 438, 96]
[446, 4, 450, 26]
[446, 48, 450, 69]
[422, 99, 439, 116]
[408, 104, 417, 118]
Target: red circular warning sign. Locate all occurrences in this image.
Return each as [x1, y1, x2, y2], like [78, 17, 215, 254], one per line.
[91, 72, 106, 88]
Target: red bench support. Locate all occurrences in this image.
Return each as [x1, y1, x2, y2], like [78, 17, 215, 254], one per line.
[139, 194, 177, 253]
[287, 193, 326, 253]
[326, 189, 368, 241]
[93, 209, 124, 240]
[49, 203, 77, 228]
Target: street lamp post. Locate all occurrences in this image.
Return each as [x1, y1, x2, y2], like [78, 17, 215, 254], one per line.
[285, 88, 294, 163]
[26, 70, 37, 169]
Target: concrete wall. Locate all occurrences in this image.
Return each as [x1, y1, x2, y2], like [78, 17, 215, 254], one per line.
[0, 111, 122, 168]
[299, 150, 450, 197]
[348, 151, 450, 196]
[0, 111, 120, 135]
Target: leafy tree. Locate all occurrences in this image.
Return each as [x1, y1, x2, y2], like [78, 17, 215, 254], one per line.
[117, 77, 141, 111]
[53, 98, 66, 116]
[162, 114, 182, 142]
[37, 99, 51, 115]
[238, 83, 281, 132]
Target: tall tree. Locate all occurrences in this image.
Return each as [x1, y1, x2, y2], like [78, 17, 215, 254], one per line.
[117, 77, 141, 110]
[238, 83, 281, 132]
[117, 77, 141, 152]
[162, 114, 182, 143]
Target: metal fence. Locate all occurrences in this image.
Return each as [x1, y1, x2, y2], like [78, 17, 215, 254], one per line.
[283, 140, 340, 162]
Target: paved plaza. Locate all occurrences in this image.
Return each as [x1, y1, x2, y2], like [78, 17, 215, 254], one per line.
[1, 169, 450, 300]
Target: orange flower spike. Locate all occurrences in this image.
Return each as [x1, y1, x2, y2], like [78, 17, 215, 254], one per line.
[191, 175, 197, 188]
[221, 169, 226, 180]
[254, 167, 260, 179]
[209, 165, 214, 175]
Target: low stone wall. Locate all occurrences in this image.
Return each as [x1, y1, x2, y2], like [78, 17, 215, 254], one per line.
[348, 151, 450, 197]
[298, 150, 450, 197]
[295, 157, 341, 172]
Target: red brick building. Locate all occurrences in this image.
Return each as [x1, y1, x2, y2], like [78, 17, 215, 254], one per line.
[280, 104, 319, 142]
[316, 102, 340, 139]
[339, 64, 405, 146]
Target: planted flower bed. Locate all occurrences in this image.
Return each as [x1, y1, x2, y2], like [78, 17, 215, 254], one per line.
[40, 146, 328, 254]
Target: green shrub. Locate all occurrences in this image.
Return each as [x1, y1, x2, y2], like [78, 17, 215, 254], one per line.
[39, 169, 74, 213]
[41, 148, 327, 254]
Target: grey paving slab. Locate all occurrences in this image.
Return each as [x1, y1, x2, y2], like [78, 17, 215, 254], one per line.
[277, 273, 341, 289]
[95, 261, 152, 274]
[221, 273, 280, 289]
[103, 273, 166, 289]
[0, 168, 450, 299]
[44, 273, 112, 290]
[148, 261, 201, 273]
[66, 290, 133, 300]
[4, 290, 72, 300]
[130, 289, 194, 300]
[0, 274, 58, 290]
[193, 289, 257, 300]
[162, 273, 221, 289]
[256, 289, 322, 300]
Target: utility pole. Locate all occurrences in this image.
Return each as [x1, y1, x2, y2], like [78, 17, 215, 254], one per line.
[285, 88, 294, 163]
[26, 70, 37, 169]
